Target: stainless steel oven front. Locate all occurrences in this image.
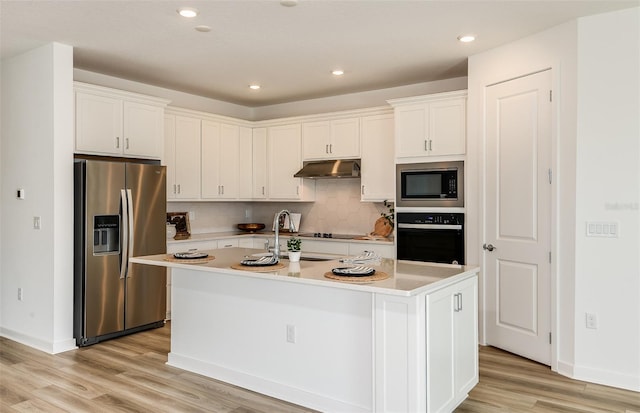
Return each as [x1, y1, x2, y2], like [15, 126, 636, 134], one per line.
[396, 212, 465, 264]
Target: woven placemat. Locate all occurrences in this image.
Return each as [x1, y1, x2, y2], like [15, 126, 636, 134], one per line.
[230, 262, 286, 272]
[164, 255, 215, 264]
[324, 271, 390, 283]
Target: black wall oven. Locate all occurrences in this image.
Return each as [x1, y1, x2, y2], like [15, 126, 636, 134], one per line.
[396, 212, 465, 264]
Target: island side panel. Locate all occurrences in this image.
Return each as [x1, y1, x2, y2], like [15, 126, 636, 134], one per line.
[169, 267, 374, 413]
[374, 293, 427, 413]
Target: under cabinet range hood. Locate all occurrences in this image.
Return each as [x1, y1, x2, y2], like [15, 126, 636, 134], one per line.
[294, 159, 361, 179]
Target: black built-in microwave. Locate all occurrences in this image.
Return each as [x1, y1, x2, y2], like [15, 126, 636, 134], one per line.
[396, 161, 464, 208]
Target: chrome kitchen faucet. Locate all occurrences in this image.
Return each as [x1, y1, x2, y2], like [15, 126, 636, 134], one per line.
[272, 209, 296, 258]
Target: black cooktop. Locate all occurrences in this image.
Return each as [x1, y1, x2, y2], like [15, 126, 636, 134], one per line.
[297, 232, 359, 240]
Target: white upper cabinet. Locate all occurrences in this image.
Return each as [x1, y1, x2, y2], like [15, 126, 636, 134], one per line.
[74, 82, 169, 159]
[389, 90, 467, 161]
[360, 113, 395, 202]
[302, 117, 360, 160]
[164, 114, 201, 200]
[238, 126, 254, 200]
[201, 121, 240, 200]
[252, 128, 268, 199]
[268, 123, 315, 201]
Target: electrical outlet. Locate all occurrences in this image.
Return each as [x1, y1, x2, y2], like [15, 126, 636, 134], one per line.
[189, 211, 195, 221]
[245, 209, 250, 219]
[286, 324, 296, 343]
[33, 216, 41, 230]
[17, 288, 23, 301]
[586, 313, 598, 329]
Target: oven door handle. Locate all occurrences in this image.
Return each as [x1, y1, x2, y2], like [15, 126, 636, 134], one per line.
[397, 223, 463, 230]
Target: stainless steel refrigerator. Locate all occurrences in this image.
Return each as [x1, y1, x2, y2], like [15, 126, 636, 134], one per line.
[74, 158, 167, 346]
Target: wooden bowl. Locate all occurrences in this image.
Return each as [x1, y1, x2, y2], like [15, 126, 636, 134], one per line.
[237, 223, 266, 232]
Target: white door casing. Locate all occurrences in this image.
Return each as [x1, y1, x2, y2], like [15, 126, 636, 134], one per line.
[484, 70, 552, 365]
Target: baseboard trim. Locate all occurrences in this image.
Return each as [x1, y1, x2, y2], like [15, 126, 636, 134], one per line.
[168, 351, 371, 413]
[0, 327, 76, 354]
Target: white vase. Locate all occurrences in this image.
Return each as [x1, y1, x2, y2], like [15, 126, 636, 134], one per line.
[288, 251, 301, 262]
[166, 223, 177, 239]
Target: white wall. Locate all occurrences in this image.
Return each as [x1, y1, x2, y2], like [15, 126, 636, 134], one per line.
[469, 7, 639, 391]
[0, 43, 76, 353]
[573, 8, 640, 391]
[74, 68, 467, 122]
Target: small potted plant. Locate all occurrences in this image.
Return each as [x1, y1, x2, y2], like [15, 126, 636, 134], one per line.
[287, 237, 302, 262]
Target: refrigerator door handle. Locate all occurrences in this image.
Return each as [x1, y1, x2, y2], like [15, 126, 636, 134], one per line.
[126, 189, 134, 277]
[120, 189, 129, 280]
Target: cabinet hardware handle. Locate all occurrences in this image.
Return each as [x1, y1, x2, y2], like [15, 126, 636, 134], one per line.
[326, 144, 329, 154]
[361, 185, 365, 195]
[329, 143, 332, 154]
[125, 138, 130, 150]
[177, 184, 181, 194]
[221, 185, 224, 195]
[173, 184, 176, 194]
[459, 293, 463, 311]
[429, 140, 432, 151]
[262, 186, 265, 195]
[424, 139, 428, 151]
[116, 137, 120, 148]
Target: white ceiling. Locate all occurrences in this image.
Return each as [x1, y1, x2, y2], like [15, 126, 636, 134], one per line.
[1, 0, 637, 107]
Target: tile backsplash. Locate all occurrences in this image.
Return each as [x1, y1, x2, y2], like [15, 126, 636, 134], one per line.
[167, 179, 392, 236]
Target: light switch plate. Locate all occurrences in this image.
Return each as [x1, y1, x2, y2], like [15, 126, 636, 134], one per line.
[586, 221, 618, 238]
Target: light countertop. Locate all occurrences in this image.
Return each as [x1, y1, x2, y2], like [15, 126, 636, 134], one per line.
[132, 247, 477, 297]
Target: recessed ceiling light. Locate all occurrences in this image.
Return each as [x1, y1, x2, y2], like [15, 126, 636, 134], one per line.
[195, 25, 211, 33]
[280, 0, 298, 7]
[249, 84, 261, 90]
[457, 34, 476, 43]
[177, 7, 198, 18]
[332, 69, 345, 76]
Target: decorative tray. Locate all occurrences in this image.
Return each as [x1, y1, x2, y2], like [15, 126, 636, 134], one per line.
[173, 251, 209, 259]
[331, 266, 376, 277]
[240, 255, 279, 266]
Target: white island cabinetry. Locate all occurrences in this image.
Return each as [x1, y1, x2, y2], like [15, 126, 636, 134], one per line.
[132, 249, 478, 413]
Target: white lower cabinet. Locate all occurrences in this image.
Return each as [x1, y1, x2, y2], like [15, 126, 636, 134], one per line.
[375, 274, 478, 413]
[348, 241, 395, 259]
[425, 276, 478, 412]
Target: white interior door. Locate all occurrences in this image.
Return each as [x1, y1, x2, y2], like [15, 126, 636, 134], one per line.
[484, 70, 552, 365]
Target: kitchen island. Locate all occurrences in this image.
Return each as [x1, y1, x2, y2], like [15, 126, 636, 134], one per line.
[131, 248, 479, 413]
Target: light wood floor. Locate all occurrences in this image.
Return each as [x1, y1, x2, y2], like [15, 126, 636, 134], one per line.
[1, 322, 638, 412]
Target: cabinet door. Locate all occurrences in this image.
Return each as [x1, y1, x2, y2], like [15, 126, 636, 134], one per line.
[164, 115, 177, 199]
[302, 121, 331, 160]
[123, 101, 163, 158]
[217, 238, 239, 249]
[252, 128, 268, 199]
[75, 91, 123, 155]
[268, 124, 303, 199]
[201, 120, 221, 198]
[174, 116, 201, 199]
[429, 98, 466, 156]
[360, 114, 395, 201]
[426, 285, 456, 413]
[219, 124, 240, 199]
[394, 104, 428, 158]
[238, 126, 254, 199]
[331, 117, 360, 158]
[453, 277, 479, 397]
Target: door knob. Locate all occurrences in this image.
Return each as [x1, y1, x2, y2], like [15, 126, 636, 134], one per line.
[482, 243, 496, 252]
